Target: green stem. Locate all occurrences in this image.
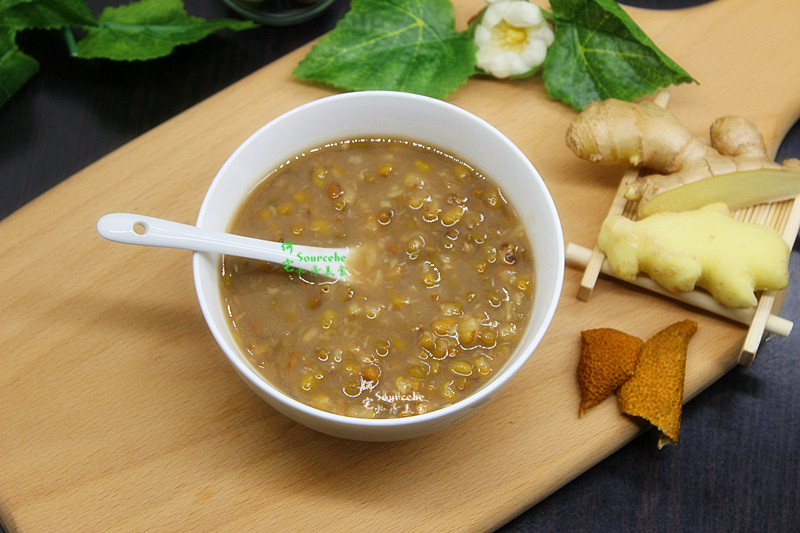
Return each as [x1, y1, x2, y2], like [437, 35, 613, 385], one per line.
[63, 27, 78, 57]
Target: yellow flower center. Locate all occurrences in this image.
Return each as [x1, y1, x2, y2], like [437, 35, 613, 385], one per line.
[493, 20, 529, 52]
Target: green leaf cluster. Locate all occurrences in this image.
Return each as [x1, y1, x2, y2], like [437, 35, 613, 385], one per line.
[294, 0, 698, 109]
[0, 0, 257, 108]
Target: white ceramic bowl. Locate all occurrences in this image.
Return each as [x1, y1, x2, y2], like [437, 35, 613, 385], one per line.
[193, 91, 564, 441]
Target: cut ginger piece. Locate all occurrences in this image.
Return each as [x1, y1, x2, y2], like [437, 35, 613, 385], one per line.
[617, 320, 698, 449]
[598, 203, 790, 308]
[577, 328, 643, 416]
[637, 167, 800, 218]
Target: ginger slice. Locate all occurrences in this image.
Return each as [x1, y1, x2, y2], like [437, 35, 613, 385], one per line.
[636, 167, 800, 218]
[577, 328, 643, 417]
[617, 320, 698, 448]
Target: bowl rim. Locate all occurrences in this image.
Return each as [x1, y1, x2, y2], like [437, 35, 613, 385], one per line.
[193, 90, 565, 431]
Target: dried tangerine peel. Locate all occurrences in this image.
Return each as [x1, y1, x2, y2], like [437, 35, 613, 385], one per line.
[577, 328, 644, 416]
[617, 320, 698, 449]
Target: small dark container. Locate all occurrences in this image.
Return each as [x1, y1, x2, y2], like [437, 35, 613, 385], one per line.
[222, 0, 337, 25]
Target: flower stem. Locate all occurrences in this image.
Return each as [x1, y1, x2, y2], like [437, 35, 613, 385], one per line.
[63, 27, 78, 57]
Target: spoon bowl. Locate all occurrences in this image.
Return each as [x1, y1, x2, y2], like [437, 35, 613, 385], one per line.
[97, 212, 351, 280]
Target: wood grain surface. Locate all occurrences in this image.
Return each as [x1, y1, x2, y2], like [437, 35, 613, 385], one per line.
[2, 1, 799, 531]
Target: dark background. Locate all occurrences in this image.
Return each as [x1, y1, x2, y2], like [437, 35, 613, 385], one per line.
[2, 1, 798, 532]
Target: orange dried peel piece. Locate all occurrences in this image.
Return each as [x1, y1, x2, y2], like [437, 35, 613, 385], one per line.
[617, 320, 698, 448]
[577, 328, 644, 416]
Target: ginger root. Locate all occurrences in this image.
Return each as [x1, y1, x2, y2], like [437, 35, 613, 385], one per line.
[597, 203, 789, 308]
[565, 99, 800, 213]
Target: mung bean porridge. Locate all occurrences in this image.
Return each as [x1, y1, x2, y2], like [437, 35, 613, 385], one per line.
[220, 137, 534, 418]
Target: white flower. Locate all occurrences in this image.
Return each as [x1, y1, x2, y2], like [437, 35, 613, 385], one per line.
[474, 0, 555, 79]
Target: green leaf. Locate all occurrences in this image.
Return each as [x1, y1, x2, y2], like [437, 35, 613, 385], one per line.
[543, 0, 697, 110]
[0, 27, 39, 107]
[293, 0, 476, 99]
[74, 0, 257, 61]
[0, 0, 96, 30]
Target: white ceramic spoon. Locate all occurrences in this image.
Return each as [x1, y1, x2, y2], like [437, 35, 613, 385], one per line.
[97, 213, 352, 281]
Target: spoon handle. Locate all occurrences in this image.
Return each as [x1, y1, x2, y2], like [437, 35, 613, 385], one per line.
[96, 213, 350, 280]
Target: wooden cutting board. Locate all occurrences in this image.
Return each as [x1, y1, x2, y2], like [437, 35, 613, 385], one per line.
[2, 1, 799, 531]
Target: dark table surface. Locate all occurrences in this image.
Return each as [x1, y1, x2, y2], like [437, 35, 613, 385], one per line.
[2, 1, 798, 532]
